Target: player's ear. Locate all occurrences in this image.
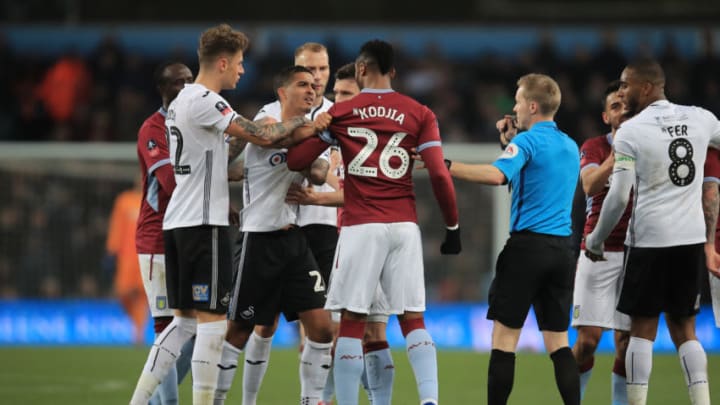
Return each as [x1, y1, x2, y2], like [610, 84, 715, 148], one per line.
[601, 111, 610, 125]
[217, 55, 228, 73]
[277, 87, 287, 102]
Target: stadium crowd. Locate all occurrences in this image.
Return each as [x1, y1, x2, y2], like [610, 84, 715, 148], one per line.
[1, 29, 719, 145]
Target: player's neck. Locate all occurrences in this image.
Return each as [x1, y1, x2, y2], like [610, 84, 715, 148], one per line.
[362, 75, 392, 90]
[194, 72, 223, 94]
[312, 94, 324, 108]
[640, 94, 667, 111]
[281, 107, 307, 121]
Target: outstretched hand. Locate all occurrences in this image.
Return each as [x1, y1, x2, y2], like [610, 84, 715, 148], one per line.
[313, 112, 332, 132]
[410, 147, 426, 169]
[705, 243, 720, 279]
[285, 183, 316, 205]
[440, 227, 462, 255]
[583, 232, 606, 262]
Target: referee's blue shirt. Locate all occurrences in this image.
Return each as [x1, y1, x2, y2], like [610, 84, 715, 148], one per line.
[492, 121, 580, 236]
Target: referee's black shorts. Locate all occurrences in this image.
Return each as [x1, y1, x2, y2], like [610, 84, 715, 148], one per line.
[618, 243, 704, 318]
[487, 231, 575, 331]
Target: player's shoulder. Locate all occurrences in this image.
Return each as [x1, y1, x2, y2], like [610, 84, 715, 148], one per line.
[138, 111, 165, 138]
[581, 133, 610, 150]
[255, 100, 281, 120]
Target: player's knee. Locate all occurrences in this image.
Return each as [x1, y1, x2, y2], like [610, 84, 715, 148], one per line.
[226, 319, 253, 348]
[575, 327, 602, 355]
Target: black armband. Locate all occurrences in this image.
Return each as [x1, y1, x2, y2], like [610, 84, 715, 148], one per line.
[444, 158, 452, 169]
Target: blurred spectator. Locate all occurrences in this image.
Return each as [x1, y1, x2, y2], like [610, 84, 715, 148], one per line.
[105, 176, 147, 345]
[36, 49, 91, 129]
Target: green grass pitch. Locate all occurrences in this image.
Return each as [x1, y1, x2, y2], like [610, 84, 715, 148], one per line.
[0, 347, 717, 404]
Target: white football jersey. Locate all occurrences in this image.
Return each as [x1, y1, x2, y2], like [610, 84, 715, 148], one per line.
[296, 97, 338, 227]
[614, 100, 720, 247]
[163, 83, 234, 229]
[241, 98, 337, 231]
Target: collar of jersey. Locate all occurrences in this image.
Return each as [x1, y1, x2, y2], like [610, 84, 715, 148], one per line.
[361, 88, 395, 94]
[158, 107, 168, 117]
[648, 99, 670, 108]
[529, 121, 558, 131]
[605, 132, 613, 145]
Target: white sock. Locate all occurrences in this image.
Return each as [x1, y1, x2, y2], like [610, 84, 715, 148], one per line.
[321, 365, 335, 403]
[625, 337, 653, 405]
[192, 320, 228, 405]
[214, 340, 242, 404]
[242, 332, 273, 405]
[130, 316, 197, 405]
[365, 346, 395, 405]
[611, 372, 628, 405]
[678, 340, 710, 405]
[579, 368, 592, 399]
[300, 338, 333, 404]
[405, 329, 438, 403]
[334, 336, 365, 405]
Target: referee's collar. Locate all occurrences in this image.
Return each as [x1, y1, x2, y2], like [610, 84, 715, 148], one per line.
[529, 121, 557, 131]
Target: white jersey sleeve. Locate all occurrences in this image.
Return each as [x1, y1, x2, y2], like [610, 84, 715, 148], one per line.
[297, 97, 338, 227]
[191, 91, 236, 133]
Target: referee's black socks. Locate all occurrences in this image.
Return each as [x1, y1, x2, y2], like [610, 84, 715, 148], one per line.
[487, 349, 515, 405]
[550, 346, 580, 405]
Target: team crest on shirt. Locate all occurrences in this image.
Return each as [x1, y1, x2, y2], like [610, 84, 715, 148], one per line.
[573, 305, 580, 319]
[498, 143, 519, 159]
[215, 101, 232, 116]
[269, 152, 287, 166]
[156, 295, 167, 310]
[147, 139, 160, 157]
[192, 284, 209, 302]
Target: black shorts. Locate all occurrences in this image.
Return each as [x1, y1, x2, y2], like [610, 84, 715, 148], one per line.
[618, 243, 704, 318]
[301, 224, 338, 284]
[163, 226, 233, 314]
[229, 226, 326, 325]
[487, 231, 575, 331]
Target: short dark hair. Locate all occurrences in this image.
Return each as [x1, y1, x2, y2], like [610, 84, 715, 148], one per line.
[356, 39, 394, 75]
[153, 61, 185, 87]
[273, 65, 313, 93]
[625, 58, 665, 86]
[602, 80, 622, 107]
[197, 24, 249, 65]
[334, 63, 356, 81]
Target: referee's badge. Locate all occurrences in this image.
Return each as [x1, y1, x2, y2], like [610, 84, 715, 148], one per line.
[498, 143, 519, 159]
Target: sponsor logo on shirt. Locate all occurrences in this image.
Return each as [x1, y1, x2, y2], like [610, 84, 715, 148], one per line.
[269, 152, 287, 166]
[215, 101, 232, 116]
[498, 143, 519, 159]
[192, 284, 210, 302]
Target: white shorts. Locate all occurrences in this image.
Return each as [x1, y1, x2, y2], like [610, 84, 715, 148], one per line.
[138, 253, 173, 318]
[325, 222, 425, 315]
[571, 251, 630, 331]
[711, 274, 720, 328]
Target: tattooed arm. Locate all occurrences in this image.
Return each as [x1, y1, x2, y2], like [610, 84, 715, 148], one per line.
[702, 180, 720, 276]
[225, 115, 311, 148]
[703, 181, 719, 245]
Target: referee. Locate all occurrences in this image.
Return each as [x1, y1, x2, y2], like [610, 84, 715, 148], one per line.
[443, 73, 580, 405]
